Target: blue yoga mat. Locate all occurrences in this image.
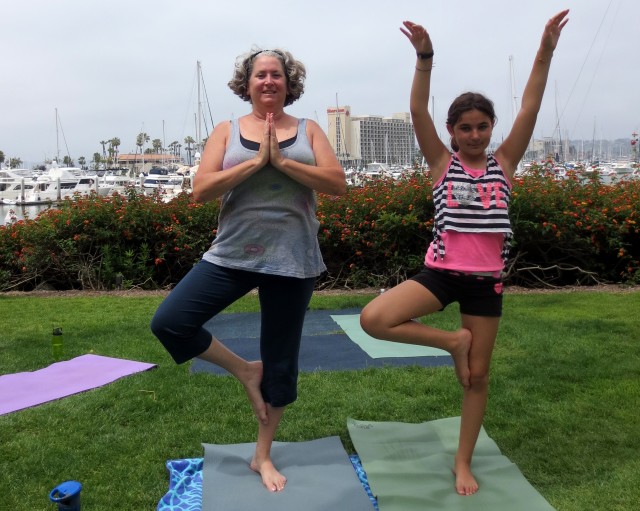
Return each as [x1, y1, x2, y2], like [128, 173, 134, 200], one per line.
[191, 333, 452, 375]
[192, 308, 452, 375]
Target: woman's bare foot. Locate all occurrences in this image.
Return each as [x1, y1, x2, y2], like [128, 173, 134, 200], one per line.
[242, 361, 268, 425]
[453, 461, 479, 496]
[250, 456, 287, 492]
[450, 328, 472, 388]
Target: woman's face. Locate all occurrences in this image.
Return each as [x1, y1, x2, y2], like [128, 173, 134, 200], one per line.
[448, 109, 494, 156]
[247, 55, 288, 108]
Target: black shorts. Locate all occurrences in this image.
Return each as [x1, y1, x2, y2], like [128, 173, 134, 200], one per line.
[409, 266, 504, 317]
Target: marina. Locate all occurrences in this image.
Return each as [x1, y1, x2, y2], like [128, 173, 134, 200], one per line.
[1, 161, 194, 221]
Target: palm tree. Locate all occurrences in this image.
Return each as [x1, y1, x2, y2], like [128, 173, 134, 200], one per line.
[110, 137, 121, 166]
[152, 138, 162, 154]
[136, 132, 150, 152]
[0, 150, 5, 168]
[184, 136, 195, 166]
[9, 157, 22, 169]
[78, 156, 86, 169]
[92, 153, 101, 170]
[100, 140, 108, 160]
[136, 132, 150, 173]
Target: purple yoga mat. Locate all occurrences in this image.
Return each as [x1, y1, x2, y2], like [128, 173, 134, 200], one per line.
[0, 354, 157, 415]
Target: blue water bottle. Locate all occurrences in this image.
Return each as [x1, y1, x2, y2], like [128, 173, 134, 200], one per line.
[49, 480, 82, 511]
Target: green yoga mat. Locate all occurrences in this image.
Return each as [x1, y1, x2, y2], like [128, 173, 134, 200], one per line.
[347, 417, 555, 511]
[331, 314, 449, 358]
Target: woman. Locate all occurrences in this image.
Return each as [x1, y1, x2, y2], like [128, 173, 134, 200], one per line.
[151, 48, 345, 493]
[360, 11, 569, 496]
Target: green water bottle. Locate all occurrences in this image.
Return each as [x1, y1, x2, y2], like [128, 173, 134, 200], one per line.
[52, 327, 63, 361]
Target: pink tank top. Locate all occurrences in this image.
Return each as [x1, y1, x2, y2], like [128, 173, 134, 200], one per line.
[425, 157, 509, 273]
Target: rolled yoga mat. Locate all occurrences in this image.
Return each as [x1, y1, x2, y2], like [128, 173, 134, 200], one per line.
[347, 416, 555, 511]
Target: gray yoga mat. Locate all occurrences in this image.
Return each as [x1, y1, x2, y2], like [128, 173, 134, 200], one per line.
[201, 436, 374, 510]
[348, 416, 555, 511]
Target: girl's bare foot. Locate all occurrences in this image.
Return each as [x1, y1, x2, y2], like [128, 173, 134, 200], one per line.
[450, 328, 472, 388]
[243, 361, 268, 424]
[250, 456, 287, 492]
[453, 460, 479, 495]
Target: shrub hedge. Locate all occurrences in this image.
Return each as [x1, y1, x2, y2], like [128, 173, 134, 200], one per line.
[1, 166, 638, 291]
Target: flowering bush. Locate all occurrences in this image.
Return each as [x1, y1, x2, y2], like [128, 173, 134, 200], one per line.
[0, 166, 638, 291]
[0, 190, 219, 291]
[316, 174, 433, 288]
[508, 167, 639, 286]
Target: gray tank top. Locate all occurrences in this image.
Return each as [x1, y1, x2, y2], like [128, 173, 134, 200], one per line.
[202, 118, 326, 278]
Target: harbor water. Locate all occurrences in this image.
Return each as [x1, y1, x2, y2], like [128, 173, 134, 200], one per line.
[1, 203, 54, 224]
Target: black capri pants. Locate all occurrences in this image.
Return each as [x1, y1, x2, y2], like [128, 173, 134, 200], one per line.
[150, 260, 316, 407]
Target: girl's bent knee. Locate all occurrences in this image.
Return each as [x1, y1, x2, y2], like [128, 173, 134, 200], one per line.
[360, 308, 385, 339]
[359, 308, 375, 335]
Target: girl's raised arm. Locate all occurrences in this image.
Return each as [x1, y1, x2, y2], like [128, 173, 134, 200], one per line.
[496, 9, 569, 177]
[401, 21, 450, 181]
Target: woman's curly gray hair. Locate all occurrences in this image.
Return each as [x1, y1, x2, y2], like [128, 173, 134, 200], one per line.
[228, 48, 306, 107]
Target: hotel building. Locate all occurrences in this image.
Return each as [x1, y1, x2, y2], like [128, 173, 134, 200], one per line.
[327, 106, 416, 168]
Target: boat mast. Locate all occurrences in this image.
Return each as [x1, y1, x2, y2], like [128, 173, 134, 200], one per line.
[197, 61, 202, 152]
[590, 118, 596, 163]
[554, 82, 563, 162]
[509, 56, 518, 125]
[509, 56, 527, 165]
[55, 107, 60, 163]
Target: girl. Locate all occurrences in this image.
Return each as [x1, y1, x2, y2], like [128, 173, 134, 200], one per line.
[360, 10, 569, 496]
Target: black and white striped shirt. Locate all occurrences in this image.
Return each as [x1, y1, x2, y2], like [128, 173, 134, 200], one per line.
[432, 153, 512, 262]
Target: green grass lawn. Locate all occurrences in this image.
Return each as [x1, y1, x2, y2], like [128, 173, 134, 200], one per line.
[1, 290, 639, 510]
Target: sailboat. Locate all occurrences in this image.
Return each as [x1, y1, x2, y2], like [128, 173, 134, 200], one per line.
[1, 110, 111, 204]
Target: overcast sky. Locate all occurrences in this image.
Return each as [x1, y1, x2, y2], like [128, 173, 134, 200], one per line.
[2, 0, 637, 166]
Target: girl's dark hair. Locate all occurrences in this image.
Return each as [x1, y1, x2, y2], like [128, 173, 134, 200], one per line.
[227, 48, 306, 107]
[446, 92, 497, 152]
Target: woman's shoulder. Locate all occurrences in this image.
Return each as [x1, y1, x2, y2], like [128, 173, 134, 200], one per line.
[211, 119, 233, 135]
[214, 119, 233, 129]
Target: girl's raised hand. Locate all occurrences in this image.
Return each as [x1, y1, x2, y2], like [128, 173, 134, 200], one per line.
[541, 9, 569, 52]
[400, 21, 433, 54]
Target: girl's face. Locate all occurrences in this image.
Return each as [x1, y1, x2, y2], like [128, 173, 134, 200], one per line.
[247, 55, 288, 108]
[448, 109, 494, 156]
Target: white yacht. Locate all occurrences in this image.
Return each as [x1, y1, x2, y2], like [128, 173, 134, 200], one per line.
[13, 164, 109, 205]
